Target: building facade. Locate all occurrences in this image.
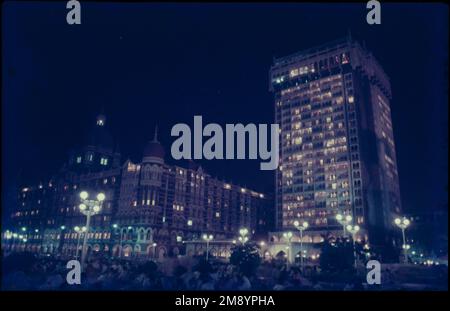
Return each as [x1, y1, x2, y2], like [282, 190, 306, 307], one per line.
[270, 36, 402, 253]
[113, 132, 269, 258]
[4, 115, 270, 260]
[6, 114, 122, 255]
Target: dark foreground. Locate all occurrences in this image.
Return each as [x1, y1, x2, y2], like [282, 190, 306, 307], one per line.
[1, 252, 447, 291]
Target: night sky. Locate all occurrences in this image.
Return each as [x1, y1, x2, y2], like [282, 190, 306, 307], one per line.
[2, 2, 448, 218]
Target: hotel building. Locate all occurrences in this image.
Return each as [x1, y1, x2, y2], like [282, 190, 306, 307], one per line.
[269, 36, 402, 253]
[4, 115, 269, 259]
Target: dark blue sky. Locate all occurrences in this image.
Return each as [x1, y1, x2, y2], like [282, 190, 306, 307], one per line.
[2, 2, 448, 215]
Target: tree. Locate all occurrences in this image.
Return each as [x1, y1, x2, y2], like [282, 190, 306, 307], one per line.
[319, 237, 354, 274]
[229, 242, 261, 277]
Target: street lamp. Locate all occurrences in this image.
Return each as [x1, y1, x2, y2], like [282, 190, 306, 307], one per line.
[258, 241, 266, 256]
[346, 224, 360, 268]
[79, 191, 105, 269]
[336, 214, 352, 237]
[293, 220, 309, 270]
[202, 234, 214, 261]
[74, 226, 87, 260]
[11, 233, 18, 251]
[5, 231, 13, 251]
[152, 242, 157, 259]
[112, 224, 125, 258]
[238, 227, 249, 244]
[394, 217, 411, 264]
[283, 231, 293, 264]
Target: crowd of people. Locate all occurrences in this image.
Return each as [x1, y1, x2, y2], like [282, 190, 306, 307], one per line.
[1, 251, 447, 291]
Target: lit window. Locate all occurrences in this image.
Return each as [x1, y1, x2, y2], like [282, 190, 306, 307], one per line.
[187, 219, 193, 226]
[100, 157, 108, 165]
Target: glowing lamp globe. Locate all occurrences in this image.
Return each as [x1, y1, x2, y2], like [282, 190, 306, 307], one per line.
[97, 193, 106, 201]
[80, 191, 89, 200]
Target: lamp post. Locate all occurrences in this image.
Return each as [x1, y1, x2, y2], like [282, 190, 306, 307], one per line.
[283, 231, 293, 265]
[336, 214, 352, 237]
[152, 242, 157, 260]
[79, 191, 105, 269]
[19, 227, 27, 251]
[74, 226, 87, 260]
[293, 220, 309, 270]
[112, 224, 122, 258]
[5, 231, 13, 251]
[12, 233, 18, 251]
[346, 224, 360, 268]
[202, 234, 214, 261]
[59, 225, 67, 254]
[112, 224, 125, 258]
[394, 217, 411, 263]
[238, 228, 249, 245]
[259, 241, 265, 257]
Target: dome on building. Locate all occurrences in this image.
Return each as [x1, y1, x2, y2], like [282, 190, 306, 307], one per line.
[142, 125, 165, 162]
[143, 140, 165, 159]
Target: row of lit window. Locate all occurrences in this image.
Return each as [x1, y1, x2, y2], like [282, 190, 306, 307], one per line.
[76, 155, 109, 166]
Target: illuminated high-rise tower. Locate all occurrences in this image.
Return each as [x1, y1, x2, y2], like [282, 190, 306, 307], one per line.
[270, 36, 402, 251]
